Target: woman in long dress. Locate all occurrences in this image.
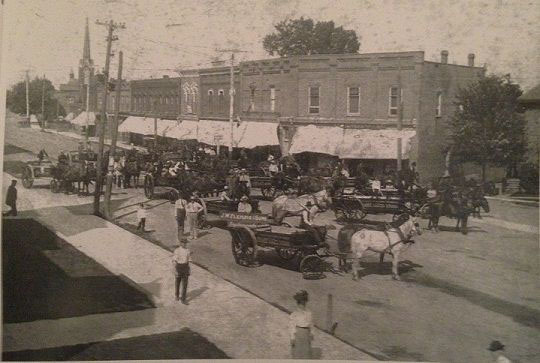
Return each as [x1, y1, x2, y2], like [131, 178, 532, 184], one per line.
[289, 290, 313, 359]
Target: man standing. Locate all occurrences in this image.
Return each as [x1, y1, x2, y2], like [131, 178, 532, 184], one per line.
[172, 237, 191, 304]
[300, 200, 321, 243]
[136, 203, 147, 232]
[4, 180, 18, 216]
[175, 194, 187, 238]
[185, 196, 203, 240]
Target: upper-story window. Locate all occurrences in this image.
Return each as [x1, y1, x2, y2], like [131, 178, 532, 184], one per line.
[389, 86, 399, 116]
[309, 86, 320, 114]
[270, 86, 276, 112]
[436, 92, 443, 117]
[249, 85, 256, 112]
[218, 89, 225, 112]
[347, 87, 360, 115]
[208, 89, 214, 113]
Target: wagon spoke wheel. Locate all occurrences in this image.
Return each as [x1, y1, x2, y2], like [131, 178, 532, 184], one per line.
[22, 167, 34, 189]
[261, 186, 276, 200]
[144, 175, 154, 199]
[299, 255, 324, 280]
[334, 208, 345, 221]
[50, 179, 60, 193]
[230, 227, 258, 267]
[276, 248, 298, 261]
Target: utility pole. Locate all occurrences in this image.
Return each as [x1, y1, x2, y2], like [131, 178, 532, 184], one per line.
[216, 48, 248, 159]
[104, 51, 123, 219]
[25, 70, 30, 120]
[93, 19, 125, 216]
[56, 98, 59, 118]
[153, 99, 158, 149]
[396, 58, 403, 172]
[41, 74, 45, 129]
[85, 70, 91, 141]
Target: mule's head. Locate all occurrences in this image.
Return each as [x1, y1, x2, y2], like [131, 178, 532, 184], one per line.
[396, 213, 422, 237]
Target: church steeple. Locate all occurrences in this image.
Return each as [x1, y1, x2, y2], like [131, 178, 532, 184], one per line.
[83, 17, 91, 61]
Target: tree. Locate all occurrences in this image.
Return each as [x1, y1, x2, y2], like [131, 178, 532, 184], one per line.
[450, 74, 527, 181]
[6, 77, 64, 120]
[263, 17, 360, 57]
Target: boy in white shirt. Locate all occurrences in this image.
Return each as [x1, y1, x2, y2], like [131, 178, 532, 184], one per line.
[137, 203, 148, 232]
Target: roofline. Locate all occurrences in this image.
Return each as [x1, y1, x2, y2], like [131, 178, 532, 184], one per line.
[423, 60, 485, 70]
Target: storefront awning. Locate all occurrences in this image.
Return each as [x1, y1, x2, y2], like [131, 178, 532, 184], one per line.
[233, 121, 279, 148]
[289, 125, 343, 156]
[70, 111, 96, 126]
[156, 119, 178, 137]
[197, 120, 230, 146]
[118, 116, 154, 135]
[165, 120, 199, 140]
[338, 129, 416, 159]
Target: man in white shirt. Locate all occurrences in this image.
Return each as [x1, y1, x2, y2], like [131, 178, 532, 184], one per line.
[136, 203, 147, 232]
[220, 186, 231, 201]
[186, 196, 204, 239]
[300, 201, 322, 243]
[175, 195, 187, 238]
[172, 237, 191, 304]
[237, 195, 252, 213]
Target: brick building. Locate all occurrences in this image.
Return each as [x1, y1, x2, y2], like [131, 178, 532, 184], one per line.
[518, 84, 540, 165]
[236, 51, 484, 181]
[56, 70, 81, 116]
[130, 76, 181, 118]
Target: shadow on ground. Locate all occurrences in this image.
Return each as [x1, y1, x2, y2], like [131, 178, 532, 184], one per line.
[2, 329, 229, 361]
[2, 218, 155, 323]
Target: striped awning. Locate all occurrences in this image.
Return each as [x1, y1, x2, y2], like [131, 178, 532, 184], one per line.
[338, 129, 416, 159]
[289, 125, 343, 156]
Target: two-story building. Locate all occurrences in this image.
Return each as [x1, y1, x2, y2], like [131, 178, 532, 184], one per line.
[235, 51, 484, 181]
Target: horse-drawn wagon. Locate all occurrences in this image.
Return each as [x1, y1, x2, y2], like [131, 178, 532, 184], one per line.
[21, 160, 55, 189]
[202, 197, 261, 214]
[222, 212, 332, 279]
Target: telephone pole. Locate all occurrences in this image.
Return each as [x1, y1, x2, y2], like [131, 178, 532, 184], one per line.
[25, 70, 30, 120]
[104, 51, 123, 219]
[396, 58, 403, 172]
[41, 74, 45, 129]
[93, 19, 125, 216]
[216, 48, 248, 159]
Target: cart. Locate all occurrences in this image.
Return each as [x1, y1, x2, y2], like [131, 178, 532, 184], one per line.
[202, 197, 261, 214]
[222, 212, 330, 279]
[250, 175, 298, 200]
[21, 160, 55, 189]
[332, 192, 419, 222]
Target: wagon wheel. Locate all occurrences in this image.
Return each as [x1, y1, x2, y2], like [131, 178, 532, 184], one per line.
[276, 248, 298, 260]
[334, 208, 346, 221]
[50, 179, 60, 193]
[144, 174, 155, 199]
[168, 188, 179, 203]
[22, 167, 34, 189]
[261, 186, 276, 200]
[230, 226, 258, 266]
[299, 254, 324, 279]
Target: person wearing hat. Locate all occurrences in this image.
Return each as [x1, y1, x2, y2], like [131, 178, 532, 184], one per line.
[237, 195, 252, 213]
[4, 180, 18, 216]
[185, 196, 203, 239]
[488, 341, 512, 363]
[58, 151, 68, 165]
[268, 158, 279, 175]
[289, 290, 313, 359]
[238, 168, 251, 196]
[220, 186, 231, 202]
[172, 237, 191, 304]
[175, 193, 188, 238]
[300, 200, 322, 243]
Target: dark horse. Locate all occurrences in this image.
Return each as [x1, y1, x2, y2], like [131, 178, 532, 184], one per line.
[468, 187, 490, 218]
[422, 191, 474, 234]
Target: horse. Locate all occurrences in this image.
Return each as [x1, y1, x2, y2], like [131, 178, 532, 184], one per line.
[75, 161, 95, 195]
[123, 159, 141, 188]
[297, 176, 328, 196]
[337, 214, 422, 281]
[468, 188, 490, 218]
[271, 189, 332, 225]
[422, 191, 474, 234]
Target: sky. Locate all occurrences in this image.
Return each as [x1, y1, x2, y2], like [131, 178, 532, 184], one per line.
[2, 0, 539, 91]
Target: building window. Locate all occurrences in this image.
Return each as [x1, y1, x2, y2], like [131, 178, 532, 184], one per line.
[389, 86, 399, 116]
[249, 85, 256, 112]
[347, 87, 360, 115]
[208, 89, 214, 113]
[270, 86, 276, 112]
[436, 92, 443, 117]
[218, 89, 225, 112]
[309, 86, 320, 114]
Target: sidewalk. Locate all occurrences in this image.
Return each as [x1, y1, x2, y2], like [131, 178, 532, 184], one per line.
[2, 204, 375, 360]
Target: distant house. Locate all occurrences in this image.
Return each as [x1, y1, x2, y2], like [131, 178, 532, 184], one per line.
[518, 84, 540, 165]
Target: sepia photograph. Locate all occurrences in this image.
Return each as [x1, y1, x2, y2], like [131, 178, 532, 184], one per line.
[0, 0, 538, 361]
